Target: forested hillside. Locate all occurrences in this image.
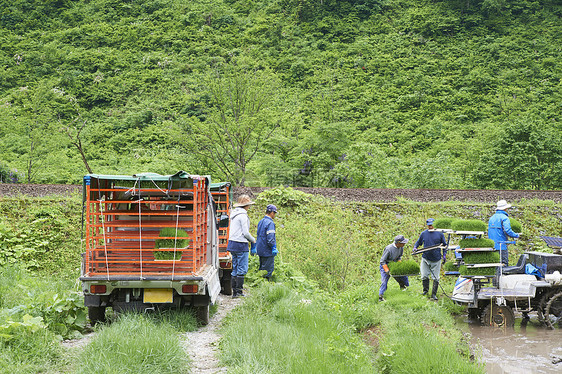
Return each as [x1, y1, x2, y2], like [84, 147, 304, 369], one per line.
[1, 0, 561, 188]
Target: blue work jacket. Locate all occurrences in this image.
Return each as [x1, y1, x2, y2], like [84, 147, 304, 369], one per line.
[488, 210, 519, 250]
[256, 215, 276, 257]
[414, 230, 447, 262]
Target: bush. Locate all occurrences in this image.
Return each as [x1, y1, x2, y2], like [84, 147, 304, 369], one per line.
[256, 187, 313, 208]
[388, 260, 420, 276]
[458, 238, 495, 249]
[433, 218, 454, 229]
[451, 219, 487, 232]
[510, 218, 522, 233]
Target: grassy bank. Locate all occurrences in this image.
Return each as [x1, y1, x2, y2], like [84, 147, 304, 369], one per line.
[1, 190, 561, 372]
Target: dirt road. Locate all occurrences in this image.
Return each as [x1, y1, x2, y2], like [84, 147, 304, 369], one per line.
[182, 294, 243, 374]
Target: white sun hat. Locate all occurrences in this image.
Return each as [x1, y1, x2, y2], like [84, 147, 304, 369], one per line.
[496, 200, 512, 210]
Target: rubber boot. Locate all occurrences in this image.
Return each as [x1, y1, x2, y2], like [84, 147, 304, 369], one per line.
[430, 280, 439, 301]
[237, 276, 245, 297]
[231, 276, 239, 297]
[422, 279, 429, 296]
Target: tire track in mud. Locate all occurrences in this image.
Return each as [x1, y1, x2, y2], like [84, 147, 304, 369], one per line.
[182, 294, 243, 374]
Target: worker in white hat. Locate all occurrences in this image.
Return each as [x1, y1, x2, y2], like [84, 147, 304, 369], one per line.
[488, 200, 520, 266]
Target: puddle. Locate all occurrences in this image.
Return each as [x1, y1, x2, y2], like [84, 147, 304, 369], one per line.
[456, 314, 562, 374]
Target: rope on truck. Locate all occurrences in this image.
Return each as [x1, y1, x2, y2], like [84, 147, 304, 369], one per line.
[136, 178, 143, 280]
[97, 184, 111, 281]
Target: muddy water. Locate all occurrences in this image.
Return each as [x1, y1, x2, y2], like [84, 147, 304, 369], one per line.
[456, 315, 562, 374]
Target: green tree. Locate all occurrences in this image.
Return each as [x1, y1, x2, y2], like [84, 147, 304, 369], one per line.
[184, 62, 284, 186]
[473, 119, 562, 189]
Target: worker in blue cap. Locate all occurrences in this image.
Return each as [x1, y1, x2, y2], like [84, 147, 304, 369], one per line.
[413, 218, 447, 300]
[254, 204, 278, 280]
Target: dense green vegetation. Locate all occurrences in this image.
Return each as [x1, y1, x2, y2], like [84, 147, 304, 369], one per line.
[1, 0, 561, 188]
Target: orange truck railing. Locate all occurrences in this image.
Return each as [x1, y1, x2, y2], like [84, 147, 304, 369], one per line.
[83, 174, 209, 278]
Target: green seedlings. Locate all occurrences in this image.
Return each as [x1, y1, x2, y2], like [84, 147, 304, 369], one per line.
[450, 219, 487, 232]
[459, 265, 497, 276]
[433, 218, 454, 229]
[462, 251, 500, 265]
[388, 260, 420, 276]
[510, 218, 522, 233]
[458, 238, 495, 248]
[154, 228, 189, 260]
[443, 261, 458, 271]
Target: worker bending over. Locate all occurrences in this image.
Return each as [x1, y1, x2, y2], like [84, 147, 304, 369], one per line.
[379, 235, 409, 302]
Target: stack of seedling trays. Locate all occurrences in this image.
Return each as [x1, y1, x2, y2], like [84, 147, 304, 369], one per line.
[457, 238, 500, 278]
[388, 260, 420, 277]
[432, 218, 499, 277]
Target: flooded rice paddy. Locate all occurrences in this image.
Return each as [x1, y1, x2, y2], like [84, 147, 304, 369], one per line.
[457, 314, 562, 374]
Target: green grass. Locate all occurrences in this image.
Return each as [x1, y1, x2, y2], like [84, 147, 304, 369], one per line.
[76, 313, 190, 374]
[388, 260, 420, 276]
[220, 283, 375, 374]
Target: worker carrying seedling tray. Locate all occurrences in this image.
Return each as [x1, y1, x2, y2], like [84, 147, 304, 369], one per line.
[413, 218, 448, 301]
[378, 235, 410, 302]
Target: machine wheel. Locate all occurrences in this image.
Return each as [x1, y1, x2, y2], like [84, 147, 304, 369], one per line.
[88, 306, 106, 325]
[481, 303, 515, 327]
[544, 291, 562, 330]
[196, 304, 210, 326]
[537, 290, 557, 323]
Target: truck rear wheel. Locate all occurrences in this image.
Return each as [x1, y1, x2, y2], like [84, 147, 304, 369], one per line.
[88, 306, 106, 325]
[196, 304, 210, 325]
[481, 304, 514, 327]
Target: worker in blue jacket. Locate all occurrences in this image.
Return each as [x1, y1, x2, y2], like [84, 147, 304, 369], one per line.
[254, 204, 278, 280]
[413, 218, 447, 300]
[488, 200, 519, 266]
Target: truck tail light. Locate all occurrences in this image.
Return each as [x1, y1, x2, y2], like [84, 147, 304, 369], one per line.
[219, 261, 230, 268]
[90, 285, 106, 294]
[182, 284, 198, 293]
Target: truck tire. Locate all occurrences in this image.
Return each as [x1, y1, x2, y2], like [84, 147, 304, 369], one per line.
[544, 291, 562, 330]
[196, 304, 210, 325]
[481, 304, 514, 327]
[88, 306, 106, 325]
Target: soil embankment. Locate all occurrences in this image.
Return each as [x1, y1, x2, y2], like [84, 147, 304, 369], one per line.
[2, 183, 562, 203]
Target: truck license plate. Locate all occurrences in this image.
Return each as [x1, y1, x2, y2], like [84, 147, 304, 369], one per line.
[143, 288, 173, 303]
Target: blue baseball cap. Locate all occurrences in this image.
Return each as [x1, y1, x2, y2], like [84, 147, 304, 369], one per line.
[266, 204, 278, 213]
[426, 218, 435, 225]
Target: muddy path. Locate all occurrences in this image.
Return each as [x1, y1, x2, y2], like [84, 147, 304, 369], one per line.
[2, 183, 562, 203]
